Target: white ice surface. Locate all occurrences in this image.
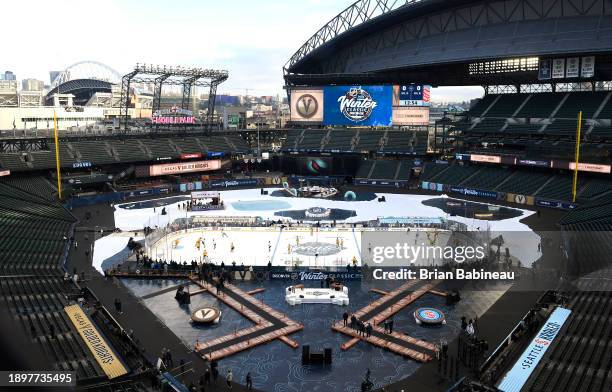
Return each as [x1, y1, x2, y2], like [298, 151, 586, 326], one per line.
[92, 233, 144, 273]
[106, 189, 541, 268]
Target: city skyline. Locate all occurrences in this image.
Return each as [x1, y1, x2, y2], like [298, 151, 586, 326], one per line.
[2, 0, 483, 102]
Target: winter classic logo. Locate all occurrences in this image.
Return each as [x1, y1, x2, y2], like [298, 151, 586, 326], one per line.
[338, 87, 377, 122]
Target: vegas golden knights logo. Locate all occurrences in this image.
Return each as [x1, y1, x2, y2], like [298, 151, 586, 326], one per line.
[296, 94, 318, 119]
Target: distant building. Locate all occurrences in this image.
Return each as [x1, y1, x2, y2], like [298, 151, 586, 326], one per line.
[22, 79, 45, 91]
[1, 71, 16, 81]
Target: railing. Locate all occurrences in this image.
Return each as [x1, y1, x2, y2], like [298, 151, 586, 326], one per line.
[477, 290, 558, 381]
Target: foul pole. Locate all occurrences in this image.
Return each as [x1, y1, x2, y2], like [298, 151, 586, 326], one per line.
[572, 111, 582, 202]
[53, 111, 62, 199]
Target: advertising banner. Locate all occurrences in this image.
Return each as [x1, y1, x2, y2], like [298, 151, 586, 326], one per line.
[290, 88, 324, 122]
[568, 161, 611, 174]
[581, 56, 595, 78]
[535, 199, 578, 210]
[421, 181, 444, 192]
[552, 58, 565, 79]
[180, 153, 202, 160]
[565, 57, 579, 78]
[392, 106, 430, 126]
[506, 193, 534, 206]
[191, 191, 219, 199]
[518, 159, 550, 168]
[450, 187, 498, 199]
[148, 159, 221, 177]
[72, 161, 92, 169]
[64, 305, 129, 379]
[393, 84, 431, 106]
[210, 178, 260, 188]
[538, 59, 552, 80]
[470, 154, 501, 164]
[355, 179, 407, 187]
[270, 270, 362, 281]
[324, 86, 392, 126]
[497, 307, 571, 392]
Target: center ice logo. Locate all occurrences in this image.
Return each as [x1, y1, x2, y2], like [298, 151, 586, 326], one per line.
[337, 87, 377, 122]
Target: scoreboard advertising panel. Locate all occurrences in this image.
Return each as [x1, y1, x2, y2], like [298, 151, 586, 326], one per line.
[290, 88, 324, 123]
[290, 84, 430, 126]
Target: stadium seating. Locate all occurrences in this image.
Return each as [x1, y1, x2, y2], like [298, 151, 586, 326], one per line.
[396, 161, 412, 181]
[420, 162, 450, 181]
[112, 139, 148, 163]
[468, 119, 507, 133]
[535, 176, 586, 201]
[484, 94, 529, 117]
[355, 131, 383, 151]
[460, 166, 507, 190]
[70, 140, 116, 164]
[355, 160, 374, 179]
[430, 164, 480, 186]
[0, 276, 107, 380]
[324, 129, 357, 151]
[495, 171, 552, 195]
[468, 94, 499, 117]
[595, 94, 612, 119]
[554, 91, 608, 119]
[0, 178, 75, 274]
[515, 93, 565, 119]
[0, 153, 30, 171]
[369, 160, 399, 180]
[383, 131, 428, 154]
[578, 179, 612, 201]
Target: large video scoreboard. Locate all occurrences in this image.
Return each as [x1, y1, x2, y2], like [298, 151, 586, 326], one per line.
[290, 84, 431, 126]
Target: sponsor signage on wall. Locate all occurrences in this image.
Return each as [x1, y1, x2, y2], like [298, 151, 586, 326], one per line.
[506, 193, 534, 206]
[392, 106, 430, 126]
[180, 153, 202, 160]
[64, 305, 129, 379]
[147, 160, 221, 176]
[72, 161, 92, 169]
[210, 178, 260, 188]
[152, 116, 195, 124]
[518, 159, 550, 168]
[152, 106, 196, 124]
[470, 154, 501, 164]
[551, 160, 611, 173]
[535, 199, 577, 210]
[270, 271, 362, 281]
[498, 307, 571, 392]
[421, 181, 444, 192]
[191, 191, 219, 199]
[324, 85, 393, 126]
[450, 187, 498, 199]
[567, 162, 611, 174]
[290, 89, 324, 122]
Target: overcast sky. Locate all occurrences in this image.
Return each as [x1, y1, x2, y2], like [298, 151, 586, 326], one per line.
[2, 0, 482, 102]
